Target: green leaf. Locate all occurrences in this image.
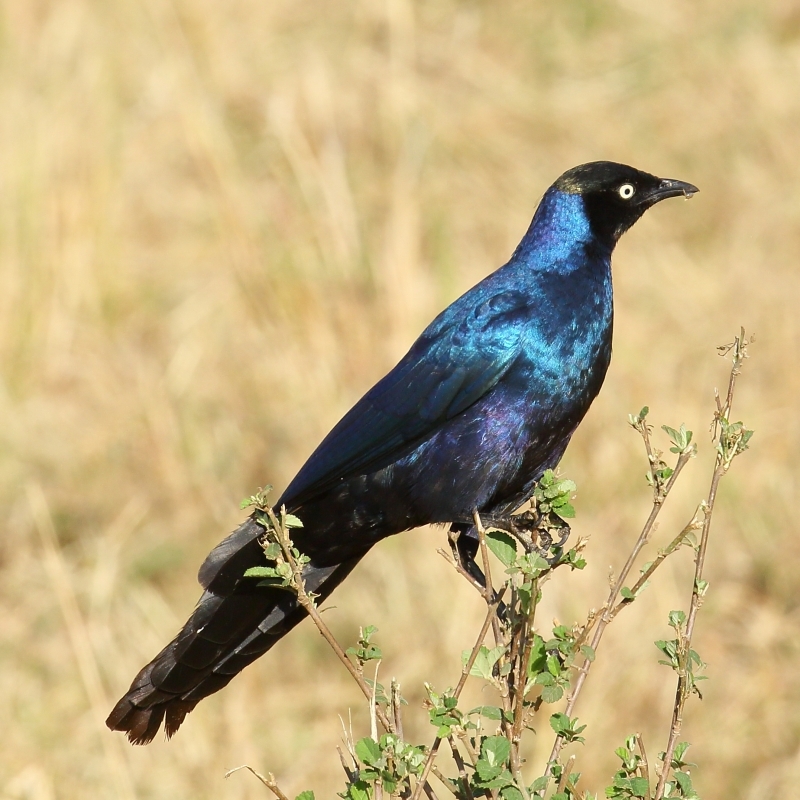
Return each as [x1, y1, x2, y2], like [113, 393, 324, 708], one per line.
[580, 645, 596, 662]
[540, 684, 564, 703]
[530, 776, 548, 793]
[527, 635, 547, 676]
[517, 582, 532, 613]
[295, 793, 315, 800]
[469, 705, 504, 720]
[672, 741, 696, 767]
[475, 759, 502, 782]
[485, 530, 517, 566]
[673, 771, 693, 793]
[479, 771, 516, 790]
[668, 610, 686, 628]
[481, 735, 511, 767]
[549, 713, 585, 742]
[463, 645, 504, 679]
[546, 653, 562, 677]
[501, 786, 525, 800]
[621, 587, 635, 600]
[355, 737, 382, 767]
[554, 501, 576, 519]
[629, 777, 650, 797]
[550, 713, 570, 734]
[283, 513, 303, 528]
[244, 566, 279, 578]
[262, 542, 281, 560]
[346, 782, 370, 800]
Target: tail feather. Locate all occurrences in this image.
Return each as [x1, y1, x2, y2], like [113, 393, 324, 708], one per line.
[106, 515, 365, 744]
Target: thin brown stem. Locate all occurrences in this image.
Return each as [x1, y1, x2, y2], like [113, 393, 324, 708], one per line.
[392, 679, 405, 742]
[542, 450, 692, 783]
[609, 506, 705, 620]
[654, 330, 750, 799]
[456, 730, 480, 766]
[653, 461, 722, 800]
[634, 733, 651, 800]
[225, 766, 291, 800]
[556, 755, 576, 795]
[438, 547, 486, 594]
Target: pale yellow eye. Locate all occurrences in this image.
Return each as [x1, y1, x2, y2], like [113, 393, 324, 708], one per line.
[618, 183, 636, 200]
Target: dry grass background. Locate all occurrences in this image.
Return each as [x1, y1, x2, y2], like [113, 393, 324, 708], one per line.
[1, 0, 800, 797]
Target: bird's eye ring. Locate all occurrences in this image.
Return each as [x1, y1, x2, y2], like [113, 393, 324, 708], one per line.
[618, 183, 636, 200]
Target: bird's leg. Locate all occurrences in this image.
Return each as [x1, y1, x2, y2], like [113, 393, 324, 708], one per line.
[448, 524, 509, 618]
[448, 524, 486, 589]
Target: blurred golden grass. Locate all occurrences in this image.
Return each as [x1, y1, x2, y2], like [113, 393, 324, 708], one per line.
[2, 0, 800, 797]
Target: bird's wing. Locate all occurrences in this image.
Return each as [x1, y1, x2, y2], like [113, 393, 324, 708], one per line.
[280, 289, 532, 508]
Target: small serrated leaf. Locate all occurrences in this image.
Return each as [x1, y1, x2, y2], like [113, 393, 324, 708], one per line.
[485, 531, 518, 566]
[355, 737, 381, 767]
[475, 759, 502, 781]
[244, 566, 278, 578]
[673, 771, 693, 793]
[540, 684, 564, 703]
[469, 705, 503, 720]
[482, 735, 511, 767]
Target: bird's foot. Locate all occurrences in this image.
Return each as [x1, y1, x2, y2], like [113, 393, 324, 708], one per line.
[475, 510, 571, 567]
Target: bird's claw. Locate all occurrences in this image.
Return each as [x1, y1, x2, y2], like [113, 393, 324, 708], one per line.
[478, 510, 571, 567]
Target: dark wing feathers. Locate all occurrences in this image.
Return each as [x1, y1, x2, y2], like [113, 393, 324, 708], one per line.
[278, 289, 532, 510]
[195, 290, 532, 596]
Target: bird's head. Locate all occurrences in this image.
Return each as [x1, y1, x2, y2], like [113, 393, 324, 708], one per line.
[553, 161, 698, 245]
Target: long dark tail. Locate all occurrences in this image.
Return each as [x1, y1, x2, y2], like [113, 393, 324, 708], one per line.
[106, 515, 363, 744]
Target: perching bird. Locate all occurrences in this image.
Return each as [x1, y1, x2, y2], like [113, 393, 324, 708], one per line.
[108, 161, 697, 744]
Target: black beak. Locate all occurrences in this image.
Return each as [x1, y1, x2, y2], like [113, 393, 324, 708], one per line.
[645, 178, 699, 203]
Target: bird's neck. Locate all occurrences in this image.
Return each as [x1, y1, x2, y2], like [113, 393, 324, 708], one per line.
[510, 189, 614, 272]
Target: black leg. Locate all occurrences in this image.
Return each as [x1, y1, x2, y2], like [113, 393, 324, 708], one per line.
[448, 522, 509, 618]
[448, 523, 484, 587]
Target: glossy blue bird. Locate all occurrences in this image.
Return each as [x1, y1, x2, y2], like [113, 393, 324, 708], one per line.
[108, 161, 697, 743]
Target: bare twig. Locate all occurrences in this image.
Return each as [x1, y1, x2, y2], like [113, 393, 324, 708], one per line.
[391, 678, 405, 741]
[556, 754, 576, 795]
[225, 766, 291, 800]
[609, 505, 705, 621]
[634, 733, 651, 800]
[542, 448, 692, 783]
[438, 547, 486, 594]
[653, 330, 751, 799]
